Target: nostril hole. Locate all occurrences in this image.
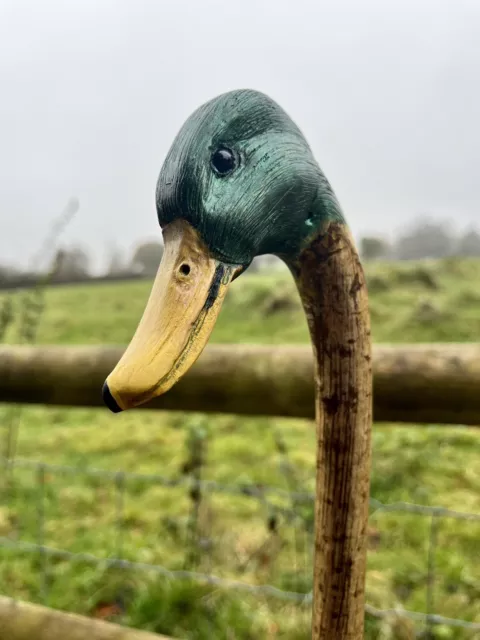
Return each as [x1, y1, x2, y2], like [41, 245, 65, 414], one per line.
[179, 263, 191, 276]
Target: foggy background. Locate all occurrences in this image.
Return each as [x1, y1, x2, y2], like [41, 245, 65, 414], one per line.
[1, 0, 479, 273]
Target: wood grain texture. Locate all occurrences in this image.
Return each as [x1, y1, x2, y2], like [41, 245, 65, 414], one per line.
[290, 222, 372, 639]
[1, 343, 479, 425]
[0, 596, 168, 640]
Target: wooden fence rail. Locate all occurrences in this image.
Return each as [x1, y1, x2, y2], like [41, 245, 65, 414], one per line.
[0, 343, 479, 425]
[0, 596, 168, 640]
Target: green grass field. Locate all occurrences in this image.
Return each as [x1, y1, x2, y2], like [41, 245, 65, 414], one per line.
[1, 257, 480, 639]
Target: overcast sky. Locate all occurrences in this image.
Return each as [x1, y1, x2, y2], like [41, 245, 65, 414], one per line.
[1, 0, 479, 271]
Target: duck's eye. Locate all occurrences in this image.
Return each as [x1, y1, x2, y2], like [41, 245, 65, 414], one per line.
[210, 147, 237, 176]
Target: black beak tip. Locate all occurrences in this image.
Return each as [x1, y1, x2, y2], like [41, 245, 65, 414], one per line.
[102, 381, 123, 413]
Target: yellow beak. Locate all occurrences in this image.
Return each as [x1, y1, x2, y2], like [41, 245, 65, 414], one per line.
[103, 219, 240, 411]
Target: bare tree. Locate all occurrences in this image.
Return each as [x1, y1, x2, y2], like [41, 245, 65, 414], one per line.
[53, 246, 91, 280]
[130, 241, 163, 276]
[457, 228, 480, 257]
[360, 236, 391, 261]
[394, 218, 454, 260]
[106, 244, 126, 275]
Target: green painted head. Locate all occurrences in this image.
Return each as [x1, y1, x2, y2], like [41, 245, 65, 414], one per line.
[156, 89, 344, 268]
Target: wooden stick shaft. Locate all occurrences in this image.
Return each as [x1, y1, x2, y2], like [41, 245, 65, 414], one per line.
[0, 344, 479, 425]
[291, 223, 372, 639]
[0, 596, 169, 640]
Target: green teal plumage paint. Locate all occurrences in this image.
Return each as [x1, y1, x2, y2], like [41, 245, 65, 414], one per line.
[156, 89, 345, 267]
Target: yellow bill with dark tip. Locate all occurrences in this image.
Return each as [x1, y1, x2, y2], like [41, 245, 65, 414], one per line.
[103, 219, 240, 412]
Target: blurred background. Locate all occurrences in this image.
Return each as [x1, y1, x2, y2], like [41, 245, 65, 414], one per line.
[1, 0, 480, 278]
[0, 1, 479, 639]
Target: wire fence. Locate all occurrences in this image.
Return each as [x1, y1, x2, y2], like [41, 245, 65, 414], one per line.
[1, 452, 480, 637]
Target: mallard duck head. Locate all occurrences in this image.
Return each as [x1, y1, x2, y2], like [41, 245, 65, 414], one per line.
[156, 88, 343, 267]
[103, 89, 344, 412]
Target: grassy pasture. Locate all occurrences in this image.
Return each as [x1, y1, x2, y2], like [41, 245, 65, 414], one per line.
[1, 257, 479, 639]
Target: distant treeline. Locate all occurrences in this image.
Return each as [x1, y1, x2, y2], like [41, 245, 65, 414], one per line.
[0, 241, 161, 290]
[360, 218, 480, 261]
[0, 271, 147, 291]
[1, 218, 479, 290]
